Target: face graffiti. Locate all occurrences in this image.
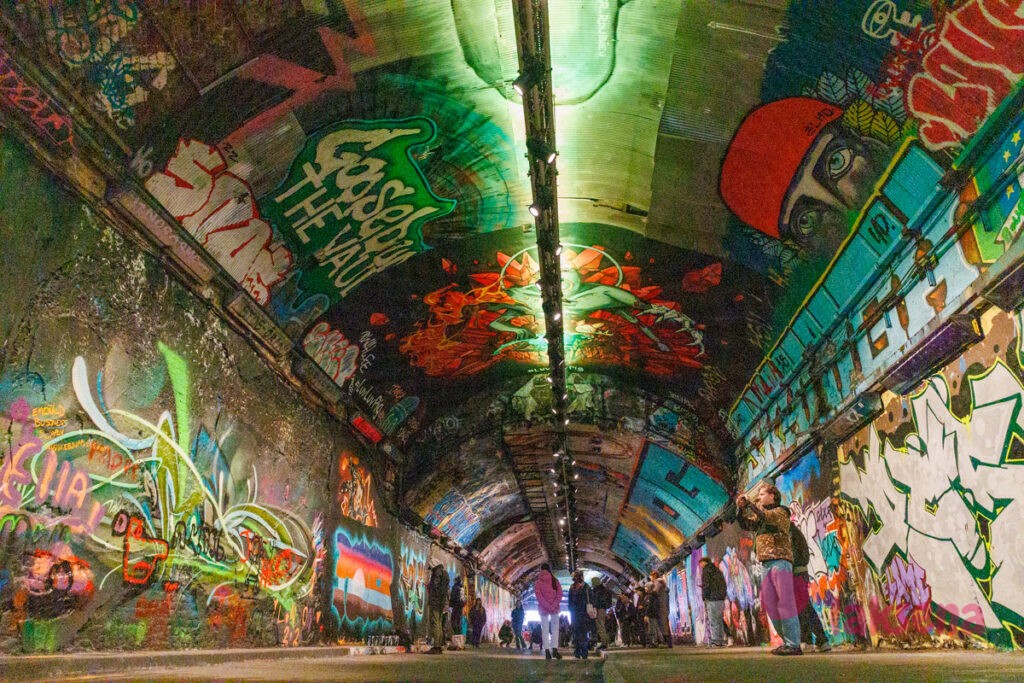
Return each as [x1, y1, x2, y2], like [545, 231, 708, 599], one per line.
[721, 98, 894, 266]
[779, 124, 892, 256]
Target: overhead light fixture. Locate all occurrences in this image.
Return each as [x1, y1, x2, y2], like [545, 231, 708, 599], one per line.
[526, 137, 558, 164]
[553, 312, 561, 321]
[529, 186, 554, 217]
[513, 71, 537, 96]
[513, 54, 545, 96]
[563, 418, 569, 425]
[555, 245, 562, 256]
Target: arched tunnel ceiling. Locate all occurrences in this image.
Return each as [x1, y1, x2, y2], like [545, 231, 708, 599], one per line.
[3, 0, 1004, 584]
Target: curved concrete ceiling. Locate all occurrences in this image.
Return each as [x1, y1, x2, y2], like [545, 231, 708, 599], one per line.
[2, 0, 978, 587]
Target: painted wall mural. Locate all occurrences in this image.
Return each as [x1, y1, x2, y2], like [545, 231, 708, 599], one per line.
[261, 118, 457, 304]
[776, 450, 867, 646]
[613, 442, 729, 572]
[719, 0, 1024, 330]
[332, 524, 393, 639]
[0, 347, 328, 652]
[408, 434, 524, 548]
[0, 132, 341, 653]
[337, 451, 377, 529]
[839, 306, 1024, 649]
[661, 306, 1024, 652]
[474, 573, 514, 642]
[667, 565, 693, 641]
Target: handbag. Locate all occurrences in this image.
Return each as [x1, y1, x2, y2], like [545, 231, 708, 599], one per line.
[586, 587, 598, 619]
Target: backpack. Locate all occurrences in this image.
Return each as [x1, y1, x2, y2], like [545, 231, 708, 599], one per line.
[790, 521, 810, 569]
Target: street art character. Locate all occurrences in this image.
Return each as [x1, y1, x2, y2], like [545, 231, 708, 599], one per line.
[720, 97, 893, 262]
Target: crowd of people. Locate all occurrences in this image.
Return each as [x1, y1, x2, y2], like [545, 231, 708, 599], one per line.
[423, 482, 832, 659]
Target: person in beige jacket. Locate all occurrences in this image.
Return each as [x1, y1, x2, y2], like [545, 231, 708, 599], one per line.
[737, 482, 802, 656]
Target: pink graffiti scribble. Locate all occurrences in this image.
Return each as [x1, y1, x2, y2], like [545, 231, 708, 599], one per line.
[145, 139, 292, 305]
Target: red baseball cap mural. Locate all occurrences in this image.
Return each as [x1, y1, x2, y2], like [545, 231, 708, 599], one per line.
[719, 97, 843, 239]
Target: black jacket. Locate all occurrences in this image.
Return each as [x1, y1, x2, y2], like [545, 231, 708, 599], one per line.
[701, 562, 727, 602]
[593, 584, 613, 610]
[427, 570, 450, 609]
[567, 582, 592, 617]
[511, 605, 524, 628]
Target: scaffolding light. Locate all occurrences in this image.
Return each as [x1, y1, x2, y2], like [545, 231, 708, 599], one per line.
[529, 186, 554, 217]
[527, 137, 558, 164]
[513, 71, 538, 96]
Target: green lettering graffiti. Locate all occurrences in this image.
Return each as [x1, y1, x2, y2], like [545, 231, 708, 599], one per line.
[262, 118, 455, 303]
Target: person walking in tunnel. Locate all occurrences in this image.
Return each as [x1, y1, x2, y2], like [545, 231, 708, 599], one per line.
[606, 602, 619, 648]
[700, 557, 728, 647]
[737, 482, 802, 656]
[568, 570, 594, 659]
[534, 562, 563, 660]
[590, 576, 612, 651]
[468, 598, 487, 647]
[426, 564, 449, 655]
[651, 571, 673, 648]
[790, 520, 831, 652]
[634, 586, 649, 647]
[644, 579, 665, 647]
[511, 598, 527, 650]
[616, 591, 635, 647]
[449, 576, 466, 639]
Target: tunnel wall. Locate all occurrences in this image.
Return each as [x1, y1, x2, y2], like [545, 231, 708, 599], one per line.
[670, 306, 1024, 650]
[0, 133, 510, 653]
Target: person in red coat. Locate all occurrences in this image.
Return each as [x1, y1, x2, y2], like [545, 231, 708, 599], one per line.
[533, 562, 563, 660]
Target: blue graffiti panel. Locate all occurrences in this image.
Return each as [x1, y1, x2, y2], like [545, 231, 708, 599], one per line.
[631, 442, 729, 537]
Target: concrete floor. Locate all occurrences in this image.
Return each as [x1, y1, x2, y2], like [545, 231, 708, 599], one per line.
[5, 644, 1024, 682]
